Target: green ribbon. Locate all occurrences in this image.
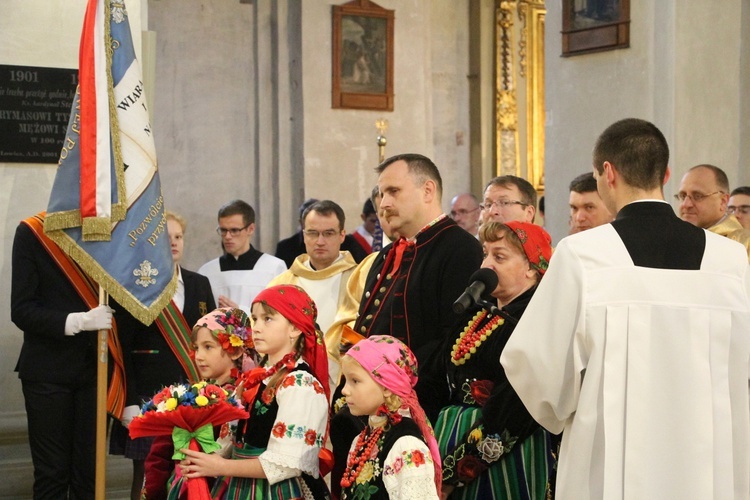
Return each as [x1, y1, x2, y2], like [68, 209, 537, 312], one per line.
[171, 423, 221, 460]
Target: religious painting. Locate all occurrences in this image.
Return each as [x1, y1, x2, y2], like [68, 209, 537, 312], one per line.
[332, 0, 394, 111]
[562, 0, 629, 56]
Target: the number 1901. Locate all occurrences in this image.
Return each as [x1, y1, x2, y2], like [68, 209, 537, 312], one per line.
[9, 70, 39, 83]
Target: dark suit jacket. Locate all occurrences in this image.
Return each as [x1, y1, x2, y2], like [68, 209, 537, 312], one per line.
[354, 216, 484, 363]
[11, 223, 99, 383]
[275, 230, 368, 267]
[120, 267, 216, 405]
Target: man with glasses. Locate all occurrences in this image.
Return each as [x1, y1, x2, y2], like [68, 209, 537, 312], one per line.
[728, 186, 750, 230]
[480, 175, 537, 226]
[502, 118, 750, 499]
[275, 198, 368, 267]
[198, 199, 286, 313]
[268, 200, 358, 394]
[677, 164, 750, 258]
[450, 192, 481, 235]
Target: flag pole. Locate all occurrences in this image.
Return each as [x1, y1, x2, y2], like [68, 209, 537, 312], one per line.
[96, 286, 109, 500]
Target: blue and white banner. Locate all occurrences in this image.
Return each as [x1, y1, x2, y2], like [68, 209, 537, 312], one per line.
[44, 0, 175, 325]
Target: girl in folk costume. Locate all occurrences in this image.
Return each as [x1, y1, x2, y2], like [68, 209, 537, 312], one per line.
[143, 307, 254, 500]
[179, 285, 331, 499]
[340, 335, 441, 500]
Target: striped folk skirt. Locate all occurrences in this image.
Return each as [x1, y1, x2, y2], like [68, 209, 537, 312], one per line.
[435, 405, 555, 500]
[211, 445, 314, 500]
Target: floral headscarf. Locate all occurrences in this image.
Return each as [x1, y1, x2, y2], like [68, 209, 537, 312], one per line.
[193, 307, 253, 353]
[503, 221, 552, 275]
[345, 335, 442, 490]
[252, 285, 330, 402]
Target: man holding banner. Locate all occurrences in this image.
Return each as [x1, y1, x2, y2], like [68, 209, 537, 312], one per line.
[11, 215, 115, 498]
[12, 0, 176, 497]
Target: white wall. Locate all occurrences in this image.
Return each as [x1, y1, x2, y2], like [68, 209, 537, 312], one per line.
[544, 1, 747, 243]
[301, 0, 471, 235]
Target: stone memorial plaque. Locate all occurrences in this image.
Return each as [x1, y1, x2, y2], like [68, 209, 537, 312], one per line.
[0, 64, 78, 163]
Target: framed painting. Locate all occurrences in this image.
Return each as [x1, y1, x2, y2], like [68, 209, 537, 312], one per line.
[332, 0, 394, 111]
[562, 0, 630, 56]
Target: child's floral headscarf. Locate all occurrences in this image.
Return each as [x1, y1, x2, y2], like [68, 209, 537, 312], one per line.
[193, 307, 253, 353]
[345, 335, 442, 490]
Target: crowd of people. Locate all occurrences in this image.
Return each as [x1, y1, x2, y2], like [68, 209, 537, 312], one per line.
[11, 118, 750, 499]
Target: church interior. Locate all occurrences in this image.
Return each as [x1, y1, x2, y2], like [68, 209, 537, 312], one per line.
[1, 0, 748, 496]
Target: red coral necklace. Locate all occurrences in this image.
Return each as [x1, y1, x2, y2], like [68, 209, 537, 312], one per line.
[451, 310, 504, 365]
[340, 406, 401, 489]
[340, 425, 384, 489]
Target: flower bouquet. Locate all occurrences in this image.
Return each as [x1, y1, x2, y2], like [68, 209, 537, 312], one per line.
[129, 380, 249, 500]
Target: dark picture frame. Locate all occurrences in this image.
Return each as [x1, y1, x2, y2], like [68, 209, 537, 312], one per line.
[562, 0, 630, 56]
[332, 0, 394, 111]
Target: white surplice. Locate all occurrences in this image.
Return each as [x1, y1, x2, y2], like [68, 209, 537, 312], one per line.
[501, 224, 750, 500]
[198, 254, 286, 314]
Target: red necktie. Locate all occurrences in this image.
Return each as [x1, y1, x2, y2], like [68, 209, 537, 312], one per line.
[391, 238, 413, 273]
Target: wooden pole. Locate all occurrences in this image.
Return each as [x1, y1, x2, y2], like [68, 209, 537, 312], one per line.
[95, 287, 109, 500]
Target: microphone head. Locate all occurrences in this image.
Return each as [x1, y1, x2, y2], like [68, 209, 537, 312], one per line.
[469, 268, 499, 291]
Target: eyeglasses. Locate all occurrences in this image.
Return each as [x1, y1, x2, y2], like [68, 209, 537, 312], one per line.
[216, 225, 250, 237]
[480, 199, 528, 211]
[303, 229, 341, 240]
[673, 191, 723, 203]
[450, 207, 480, 218]
[728, 204, 750, 215]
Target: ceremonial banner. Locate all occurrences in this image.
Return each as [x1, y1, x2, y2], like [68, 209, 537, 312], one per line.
[44, 0, 175, 326]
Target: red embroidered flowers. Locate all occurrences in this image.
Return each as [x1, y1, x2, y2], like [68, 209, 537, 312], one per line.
[272, 422, 287, 438]
[305, 429, 318, 446]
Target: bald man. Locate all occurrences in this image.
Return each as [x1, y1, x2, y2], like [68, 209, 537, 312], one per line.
[677, 164, 750, 258]
[450, 192, 481, 235]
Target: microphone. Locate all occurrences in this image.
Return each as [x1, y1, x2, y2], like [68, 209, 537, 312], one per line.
[452, 268, 498, 314]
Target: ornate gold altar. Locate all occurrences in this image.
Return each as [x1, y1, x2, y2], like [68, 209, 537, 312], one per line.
[495, 0, 545, 193]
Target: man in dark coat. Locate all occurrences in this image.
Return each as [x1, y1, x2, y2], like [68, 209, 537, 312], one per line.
[353, 153, 483, 362]
[330, 153, 483, 496]
[11, 215, 114, 499]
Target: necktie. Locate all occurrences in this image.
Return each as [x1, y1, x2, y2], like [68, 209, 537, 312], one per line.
[391, 237, 413, 273]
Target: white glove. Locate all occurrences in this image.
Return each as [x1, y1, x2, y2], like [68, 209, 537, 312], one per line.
[64, 305, 114, 335]
[121, 405, 140, 428]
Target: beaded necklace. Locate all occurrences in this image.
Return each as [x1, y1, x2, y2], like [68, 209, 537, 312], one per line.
[451, 310, 504, 365]
[340, 405, 402, 489]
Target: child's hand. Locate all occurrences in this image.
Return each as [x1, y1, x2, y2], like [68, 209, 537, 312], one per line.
[179, 449, 225, 478]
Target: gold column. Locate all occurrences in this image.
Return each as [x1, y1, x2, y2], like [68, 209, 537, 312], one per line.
[494, 0, 546, 192]
[495, 1, 520, 177]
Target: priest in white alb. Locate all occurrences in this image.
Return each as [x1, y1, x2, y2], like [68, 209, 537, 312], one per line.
[501, 118, 750, 500]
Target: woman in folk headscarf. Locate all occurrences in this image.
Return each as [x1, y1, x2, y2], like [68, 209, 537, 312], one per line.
[340, 335, 441, 500]
[179, 285, 330, 499]
[429, 221, 557, 500]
